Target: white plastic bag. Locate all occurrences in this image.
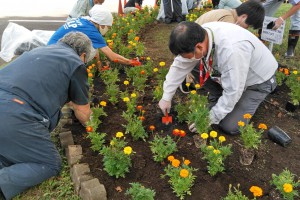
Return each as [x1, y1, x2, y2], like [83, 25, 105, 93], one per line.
[0, 22, 54, 62]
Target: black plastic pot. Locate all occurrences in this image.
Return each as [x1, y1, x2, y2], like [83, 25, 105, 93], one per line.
[285, 101, 298, 112]
[268, 126, 292, 147]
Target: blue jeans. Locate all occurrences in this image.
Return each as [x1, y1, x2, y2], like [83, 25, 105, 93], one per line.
[0, 91, 61, 199]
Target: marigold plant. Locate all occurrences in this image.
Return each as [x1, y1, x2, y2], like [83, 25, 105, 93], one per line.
[161, 156, 198, 200]
[149, 135, 177, 162]
[285, 70, 300, 106]
[222, 184, 249, 200]
[270, 168, 300, 200]
[125, 182, 156, 200]
[200, 131, 232, 176]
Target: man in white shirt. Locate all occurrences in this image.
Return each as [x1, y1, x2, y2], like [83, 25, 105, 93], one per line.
[158, 21, 278, 135]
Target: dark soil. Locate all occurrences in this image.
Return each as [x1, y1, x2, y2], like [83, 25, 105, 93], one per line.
[71, 22, 300, 200]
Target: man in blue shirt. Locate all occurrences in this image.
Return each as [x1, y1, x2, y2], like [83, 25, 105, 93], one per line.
[0, 32, 94, 199]
[49, 5, 137, 66]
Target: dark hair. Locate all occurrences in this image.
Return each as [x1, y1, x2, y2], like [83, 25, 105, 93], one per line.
[236, 0, 265, 29]
[169, 21, 206, 55]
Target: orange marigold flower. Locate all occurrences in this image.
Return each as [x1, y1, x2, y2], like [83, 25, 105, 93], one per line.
[184, 159, 191, 166]
[140, 70, 145, 75]
[243, 113, 252, 119]
[88, 73, 93, 78]
[134, 36, 140, 41]
[171, 159, 180, 168]
[249, 186, 263, 197]
[149, 125, 155, 131]
[86, 126, 93, 132]
[167, 155, 175, 162]
[137, 105, 143, 110]
[258, 123, 267, 130]
[180, 169, 189, 178]
[284, 68, 289, 75]
[179, 130, 186, 137]
[173, 129, 180, 136]
[139, 116, 145, 121]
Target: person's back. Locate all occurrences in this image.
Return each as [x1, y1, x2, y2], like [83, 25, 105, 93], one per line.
[195, 9, 236, 25]
[68, 0, 104, 20]
[218, 0, 242, 9]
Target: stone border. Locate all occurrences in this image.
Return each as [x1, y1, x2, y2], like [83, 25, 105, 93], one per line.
[56, 106, 107, 200]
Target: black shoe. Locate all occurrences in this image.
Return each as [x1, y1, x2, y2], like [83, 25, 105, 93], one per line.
[164, 18, 172, 24]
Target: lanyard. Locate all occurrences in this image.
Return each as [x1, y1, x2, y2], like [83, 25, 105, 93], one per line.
[199, 28, 215, 86]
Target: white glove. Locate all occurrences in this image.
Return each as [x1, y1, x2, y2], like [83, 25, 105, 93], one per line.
[158, 99, 171, 115]
[189, 123, 197, 133]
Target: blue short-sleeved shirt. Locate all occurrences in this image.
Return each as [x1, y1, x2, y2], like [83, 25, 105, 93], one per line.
[48, 18, 107, 49]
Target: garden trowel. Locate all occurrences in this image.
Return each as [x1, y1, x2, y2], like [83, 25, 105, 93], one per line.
[162, 112, 172, 125]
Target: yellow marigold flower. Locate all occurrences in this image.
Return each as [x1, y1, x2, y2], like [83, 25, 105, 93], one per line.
[283, 183, 293, 193]
[124, 146, 132, 155]
[116, 132, 124, 138]
[100, 101, 107, 107]
[191, 90, 196, 94]
[146, 57, 151, 60]
[184, 159, 191, 166]
[238, 121, 245, 127]
[293, 70, 298, 75]
[167, 155, 175, 162]
[159, 61, 166, 67]
[153, 68, 159, 72]
[258, 123, 267, 130]
[210, 131, 218, 138]
[171, 159, 180, 168]
[123, 97, 130, 102]
[131, 93, 137, 98]
[201, 133, 209, 139]
[106, 39, 113, 43]
[124, 80, 129, 85]
[219, 136, 226, 143]
[195, 84, 201, 89]
[243, 113, 252, 119]
[110, 141, 114, 146]
[213, 149, 220, 154]
[249, 186, 263, 197]
[180, 169, 189, 178]
[185, 82, 191, 87]
[207, 145, 214, 150]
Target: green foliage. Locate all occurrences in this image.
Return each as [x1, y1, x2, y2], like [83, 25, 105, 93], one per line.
[123, 114, 148, 141]
[276, 69, 288, 86]
[222, 184, 249, 200]
[125, 65, 148, 92]
[125, 182, 156, 200]
[100, 136, 134, 178]
[161, 157, 198, 200]
[152, 80, 164, 101]
[239, 123, 263, 149]
[87, 132, 106, 152]
[187, 92, 210, 134]
[285, 70, 300, 106]
[270, 169, 300, 200]
[200, 132, 232, 176]
[149, 134, 177, 162]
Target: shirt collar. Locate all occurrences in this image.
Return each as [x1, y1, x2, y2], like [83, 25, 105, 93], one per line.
[204, 27, 214, 62]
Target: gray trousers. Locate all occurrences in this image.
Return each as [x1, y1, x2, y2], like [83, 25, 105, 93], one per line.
[0, 91, 62, 199]
[191, 67, 277, 135]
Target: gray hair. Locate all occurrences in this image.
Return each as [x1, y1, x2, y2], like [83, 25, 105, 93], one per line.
[59, 31, 96, 62]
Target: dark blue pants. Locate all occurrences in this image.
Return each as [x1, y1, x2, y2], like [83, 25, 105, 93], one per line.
[0, 91, 61, 199]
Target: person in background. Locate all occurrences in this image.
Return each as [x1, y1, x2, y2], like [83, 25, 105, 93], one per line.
[0, 32, 94, 200]
[157, 0, 184, 23]
[217, 0, 242, 9]
[67, 0, 105, 21]
[263, 0, 300, 57]
[124, 0, 143, 14]
[158, 21, 277, 135]
[49, 5, 140, 67]
[195, 0, 265, 29]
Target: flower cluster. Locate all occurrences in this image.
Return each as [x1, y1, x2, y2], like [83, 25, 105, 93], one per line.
[161, 156, 198, 200]
[200, 131, 232, 176]
[238, 114, 268, 149]
[270, 168, 300, 199]
[285, 70, 300, 106]
[100, 132, 135, 178]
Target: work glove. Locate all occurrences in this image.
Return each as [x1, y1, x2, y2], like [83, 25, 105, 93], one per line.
[188, 123, 197, 133]
[158, 99, 171, 115]
[130, 59, 142, 66]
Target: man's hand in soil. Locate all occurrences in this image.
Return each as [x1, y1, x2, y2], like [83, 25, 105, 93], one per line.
[158, 99, 171, 115]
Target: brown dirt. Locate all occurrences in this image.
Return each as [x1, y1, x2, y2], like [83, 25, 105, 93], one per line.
[71, 22, 300, 200]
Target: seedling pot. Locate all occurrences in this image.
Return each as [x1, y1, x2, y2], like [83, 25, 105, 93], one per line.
[239, 147, 255, 166]
[285, 101, 298, 112]
[268, 126, 292, 147]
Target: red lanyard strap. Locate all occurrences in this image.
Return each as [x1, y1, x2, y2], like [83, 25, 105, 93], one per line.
[199, 58, 211, 86]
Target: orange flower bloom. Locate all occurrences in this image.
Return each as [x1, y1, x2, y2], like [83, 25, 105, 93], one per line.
[139, 116, 145, 121]
[137, 105, 143, 110]
[238, 121, 245, 127]
[149, 125, 155, 131]
[249, 186, 263, 197]
[184, 159, 191, 166]
[179, 130, 186, 137]
[140, 70, 145, 75]
[243, 113, 252, 119]
[167, 155, 175, 162]
[171, 159, 180, 168]
[173, 129, 180, 136]
[88, 73, 93, 78]
[134, 36, 140, 41]
[180, 169, 189, 178]
[258, 123, 268, 130]
[86, 126, 93, 132]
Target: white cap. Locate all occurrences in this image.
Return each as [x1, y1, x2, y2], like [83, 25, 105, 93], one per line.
[89, 5, 113, 26]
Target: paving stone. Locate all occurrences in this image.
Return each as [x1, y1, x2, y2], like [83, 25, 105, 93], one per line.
[59, 131, 74, 149]
[80, 178, 107, 200]
[71, 163, 91, 193]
